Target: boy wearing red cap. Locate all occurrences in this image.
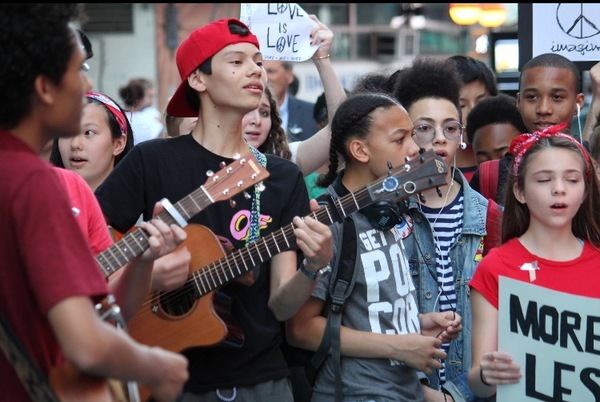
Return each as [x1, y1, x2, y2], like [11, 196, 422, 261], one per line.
[96, 18, 332, 401]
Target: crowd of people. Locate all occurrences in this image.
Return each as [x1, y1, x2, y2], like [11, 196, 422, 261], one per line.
[2, 4, 600, 402]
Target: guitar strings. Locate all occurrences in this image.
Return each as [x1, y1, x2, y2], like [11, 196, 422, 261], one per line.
[100, 156, 260, 275]
[128, 152, 445, 326]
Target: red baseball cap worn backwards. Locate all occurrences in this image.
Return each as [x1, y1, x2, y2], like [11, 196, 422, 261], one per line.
[166, 18, 260, 117]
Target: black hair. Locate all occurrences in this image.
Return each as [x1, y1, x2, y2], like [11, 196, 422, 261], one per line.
[313, 92, 328, 126]
[289, 74, 299, 96]
[77, 29, 93, 60]
[0, 4, 82, 129]
[391, 57, 462, 119]
[316, 93, 402, 188]
[119, 78, 148, 109]
[447, 55, 498, 96]
[519, 53, 581, 93]
[350, 69, 396, 96]
[50, 93, 134, 168]
[466, 93, 527, 144]
[185, 19, 254, 113]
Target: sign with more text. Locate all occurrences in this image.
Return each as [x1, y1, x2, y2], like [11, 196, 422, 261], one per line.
[497, 277, 600, 401]
[240, 3, 317, 62]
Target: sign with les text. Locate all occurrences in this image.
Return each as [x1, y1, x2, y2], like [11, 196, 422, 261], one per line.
[497, 277, 600, 401]
[240, 3, 317, 61]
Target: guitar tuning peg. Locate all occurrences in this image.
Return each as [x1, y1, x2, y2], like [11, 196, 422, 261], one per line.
[219, 161, 226, 169]
[232, 153, 241, 160]
[206, 170, 214, 177]
[436, 187, 442, 198]
[243, 191, 251, 200]
[418, 192, 427, 203]
[229, 199, 237, 208]
[256, 182, 266, 192]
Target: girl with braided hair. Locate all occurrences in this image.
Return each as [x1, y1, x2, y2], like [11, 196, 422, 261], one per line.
[287, 92, 462, 402]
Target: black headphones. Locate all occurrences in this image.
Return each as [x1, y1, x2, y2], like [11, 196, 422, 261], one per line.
[332, 173, 406, 231]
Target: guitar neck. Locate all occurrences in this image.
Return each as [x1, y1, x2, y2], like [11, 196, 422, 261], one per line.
[95, 151, 270, 278]
[190, 187, 373, 295]
[96, 187, 212, 277]
[188, 149, 446, 296]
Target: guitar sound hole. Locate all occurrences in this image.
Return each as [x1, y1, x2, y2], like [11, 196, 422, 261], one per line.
[158, 287, 196, 317]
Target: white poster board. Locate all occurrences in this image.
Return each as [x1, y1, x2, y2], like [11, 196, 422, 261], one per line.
[240, 3, 317, 62]
[531, 3, 600, 62]
[497, 276, 600, 401]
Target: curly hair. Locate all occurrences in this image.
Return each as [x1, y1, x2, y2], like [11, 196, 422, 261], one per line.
[0, 4, 82, 129]
[391, 57, 462, 118]
[350, 68, 397, 96]
[256, 87, 291, 160]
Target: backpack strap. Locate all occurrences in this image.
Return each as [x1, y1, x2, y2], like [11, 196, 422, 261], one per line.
[478, 159, 500, 202]
[483, 198, 503, 257]
[310, 194, 358, 402]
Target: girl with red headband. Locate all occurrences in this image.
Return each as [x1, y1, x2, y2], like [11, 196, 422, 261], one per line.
[50, 91, 134, 191]
[468, 123, 600, 399]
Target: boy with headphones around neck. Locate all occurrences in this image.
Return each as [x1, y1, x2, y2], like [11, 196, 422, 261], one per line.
[392, 57, 491, 402]
[287, 92, 462, 402]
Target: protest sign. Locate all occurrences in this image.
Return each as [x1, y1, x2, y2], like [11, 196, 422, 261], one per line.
[497, 276, 600, 401]
[240, 3, 317, 61]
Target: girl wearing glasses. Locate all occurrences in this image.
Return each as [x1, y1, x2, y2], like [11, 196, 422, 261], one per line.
[392, 57, 492, 402]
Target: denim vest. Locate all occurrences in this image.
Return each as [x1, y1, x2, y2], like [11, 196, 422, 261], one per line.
[402, 170, 488, 402]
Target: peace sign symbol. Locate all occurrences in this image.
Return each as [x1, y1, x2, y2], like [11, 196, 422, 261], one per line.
[556, 3, 600, 39]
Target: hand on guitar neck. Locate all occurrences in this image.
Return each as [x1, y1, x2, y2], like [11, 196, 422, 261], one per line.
[126, 150, 448, 401]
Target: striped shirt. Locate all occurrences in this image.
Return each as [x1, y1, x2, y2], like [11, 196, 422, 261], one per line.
[419, 187, 464, 383]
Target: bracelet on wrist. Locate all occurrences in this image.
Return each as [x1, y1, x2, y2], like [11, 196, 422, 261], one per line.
[480, 367, 492, 386]
[314, 53, 330, 60]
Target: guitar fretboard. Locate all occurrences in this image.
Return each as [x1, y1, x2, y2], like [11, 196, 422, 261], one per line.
[94, 151, 269, 278]
[96, 186, 212, 277]
[187, 150, 446, 297]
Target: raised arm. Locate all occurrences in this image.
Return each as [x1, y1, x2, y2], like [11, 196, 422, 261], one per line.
[582, 61, 600, 144]
[293, 14, 347, 175]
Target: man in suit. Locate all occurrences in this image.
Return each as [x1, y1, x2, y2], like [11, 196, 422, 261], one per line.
[263, 60, 318, 142]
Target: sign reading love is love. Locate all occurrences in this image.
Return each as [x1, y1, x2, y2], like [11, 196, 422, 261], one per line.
[240, 3, 317, 62]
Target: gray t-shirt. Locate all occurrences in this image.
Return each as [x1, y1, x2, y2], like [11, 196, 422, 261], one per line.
[311, 209, 424, 402]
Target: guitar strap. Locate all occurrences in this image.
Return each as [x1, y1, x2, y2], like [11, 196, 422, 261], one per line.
[247, 146, 267, 279]
[0, 313, 60, 401]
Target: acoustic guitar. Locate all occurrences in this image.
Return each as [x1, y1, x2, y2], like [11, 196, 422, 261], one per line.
[127, 149, 448, 402]
[49, 151, 269, 402]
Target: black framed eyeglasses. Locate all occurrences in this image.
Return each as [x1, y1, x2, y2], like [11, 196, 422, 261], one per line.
[412, 120, 464, 144]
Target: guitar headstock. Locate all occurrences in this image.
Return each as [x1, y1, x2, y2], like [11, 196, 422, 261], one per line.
[204, 151, 270, 203]
[366, 149, 448, 204]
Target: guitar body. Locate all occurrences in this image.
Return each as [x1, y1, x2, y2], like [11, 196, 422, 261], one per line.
[130, 224, 245, 401]
[128, 224, 244, 353]
[126, 150, 448, 401]
[50, 354, 131, 402]
[48, 154, 269, 402]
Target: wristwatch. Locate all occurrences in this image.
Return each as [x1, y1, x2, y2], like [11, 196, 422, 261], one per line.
[300, 259, 331, 281]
